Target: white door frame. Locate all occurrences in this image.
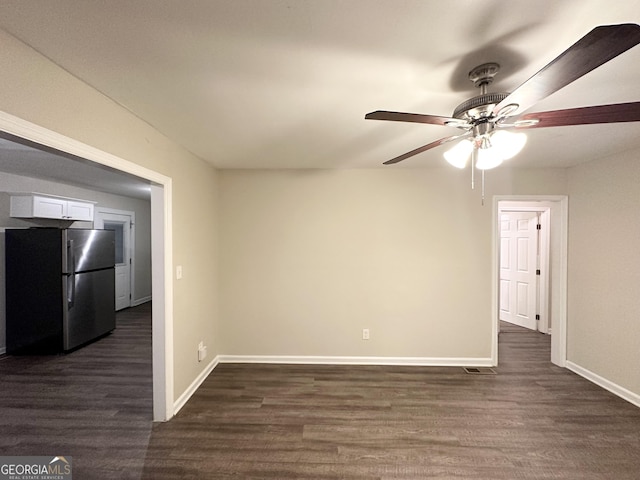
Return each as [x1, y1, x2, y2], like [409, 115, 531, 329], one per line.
[498, 210, 543, 330]
[95, 207, 136, 310]
[492, 195, 568, 368]
[0, 110, 174, 422]
[499, 206, 550, 333]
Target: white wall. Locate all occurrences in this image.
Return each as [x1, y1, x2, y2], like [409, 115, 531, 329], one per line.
[567, 149, 640, 396]
[219, 167, 567, 363]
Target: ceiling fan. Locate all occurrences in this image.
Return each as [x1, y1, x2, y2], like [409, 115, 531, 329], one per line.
[365, 23, 640, 198]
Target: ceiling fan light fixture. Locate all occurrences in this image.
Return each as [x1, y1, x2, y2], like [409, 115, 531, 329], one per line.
[475, 147, 504, 170]
[443, 138, 473, 168]
[491, 129, 527, 160]
[365, 24, 640, 199]
[474, 130, 527, 170]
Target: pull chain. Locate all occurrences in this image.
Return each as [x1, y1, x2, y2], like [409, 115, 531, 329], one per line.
[471, 146, 486, 205]
[471, 147, 476, 190]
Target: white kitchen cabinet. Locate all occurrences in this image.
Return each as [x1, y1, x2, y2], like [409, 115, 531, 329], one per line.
[10, 194, 95, 221]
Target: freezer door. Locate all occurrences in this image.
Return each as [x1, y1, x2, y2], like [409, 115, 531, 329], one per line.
[63, 268, 116, 351]
[64, 229, 115, 274]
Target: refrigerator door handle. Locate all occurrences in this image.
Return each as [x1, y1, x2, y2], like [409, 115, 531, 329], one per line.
[66, 238, 76, 308]
[68, 239, 76, 275]
[67, 274, 75, 308]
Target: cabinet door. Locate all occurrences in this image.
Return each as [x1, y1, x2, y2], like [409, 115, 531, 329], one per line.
[67, 200, 94, 221]
[32, 195, 67, 219]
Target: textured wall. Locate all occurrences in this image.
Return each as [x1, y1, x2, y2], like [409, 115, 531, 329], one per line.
[219, 168, 567, 361]
[567, 150, 640, 396]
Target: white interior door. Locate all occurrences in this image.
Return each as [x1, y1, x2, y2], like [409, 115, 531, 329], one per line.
[95, 210, 133, 311]
[499, 211, 538, 330]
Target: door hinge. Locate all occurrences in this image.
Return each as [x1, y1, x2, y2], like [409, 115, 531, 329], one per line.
[536, 269, 541, 275]
[536, 224, 541, 230]
[536, 314, 540, 320]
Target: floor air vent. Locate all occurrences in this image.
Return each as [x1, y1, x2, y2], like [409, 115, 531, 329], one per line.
[463, 367, 497, 375]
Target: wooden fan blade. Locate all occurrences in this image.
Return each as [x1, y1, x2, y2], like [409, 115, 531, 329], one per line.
[493, 24, 640, 117]
[365, 110, 465, 127]
[382, 135, 465, 165]
[515, 102, 640, 128]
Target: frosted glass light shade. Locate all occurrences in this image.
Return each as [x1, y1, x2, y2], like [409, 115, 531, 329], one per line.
[443, 130, 527, 170]
[476, 130, 527, 170]
[443, 139, 473, 168]
[475, 148, 504, 169]
[491, 130, 527, 160]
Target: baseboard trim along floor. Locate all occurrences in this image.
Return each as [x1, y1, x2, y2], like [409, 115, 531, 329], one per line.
[172, 354, 493, 415]
[173, 355, 219, 415]
[217, 354, 495, 367]
[566, 360, 640, 408]
[173, 355, 640, 420]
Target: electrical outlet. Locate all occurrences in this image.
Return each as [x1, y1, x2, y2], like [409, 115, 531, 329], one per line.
[362, 328, 370, 340]
[176, 265, 183, 280]
[197, 341, 207, 362]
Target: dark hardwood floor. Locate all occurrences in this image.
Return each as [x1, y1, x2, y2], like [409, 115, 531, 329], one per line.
[144, 323, 640, 480]
[0, 302, 153, 479]
[2, 311, 640, 479]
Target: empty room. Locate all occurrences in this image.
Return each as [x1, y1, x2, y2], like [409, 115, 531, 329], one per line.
[0, 1, 639, 479]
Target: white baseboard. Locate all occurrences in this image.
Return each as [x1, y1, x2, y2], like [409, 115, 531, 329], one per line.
[132, 296, 152, 307]
[171, 354, 493, 415]
[173, 355, 219, 415]
[566, 361, 640, 408]
[217, 355, 494, 367]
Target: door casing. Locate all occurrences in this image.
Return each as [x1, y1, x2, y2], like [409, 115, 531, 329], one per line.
[95, 208, 135, 311]
[492, 195, 568, 368]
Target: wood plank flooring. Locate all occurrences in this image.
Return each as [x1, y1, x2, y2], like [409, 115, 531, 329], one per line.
[144, 322, 640, 480]
[0, 302, 153, 479]
[2, 311, 640, 479]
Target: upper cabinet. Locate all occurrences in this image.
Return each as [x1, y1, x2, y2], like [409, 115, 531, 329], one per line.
[10, 194, 95, 221]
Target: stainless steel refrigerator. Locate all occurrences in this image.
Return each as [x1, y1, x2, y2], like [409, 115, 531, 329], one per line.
[5, 228, 116, 353]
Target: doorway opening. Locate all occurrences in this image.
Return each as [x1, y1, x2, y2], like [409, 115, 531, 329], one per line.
[95, 208, 136, 311]
[0, 111, 174, 421]
[492, 196, 568, 368]
[498, 207, 550, 333]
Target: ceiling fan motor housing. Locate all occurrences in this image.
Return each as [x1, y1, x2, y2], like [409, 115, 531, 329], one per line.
[452, 63, 511, 122]
[452, 92, 510, 120]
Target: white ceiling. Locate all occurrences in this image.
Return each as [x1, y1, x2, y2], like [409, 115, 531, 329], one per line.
[0, 0, 640, 175]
